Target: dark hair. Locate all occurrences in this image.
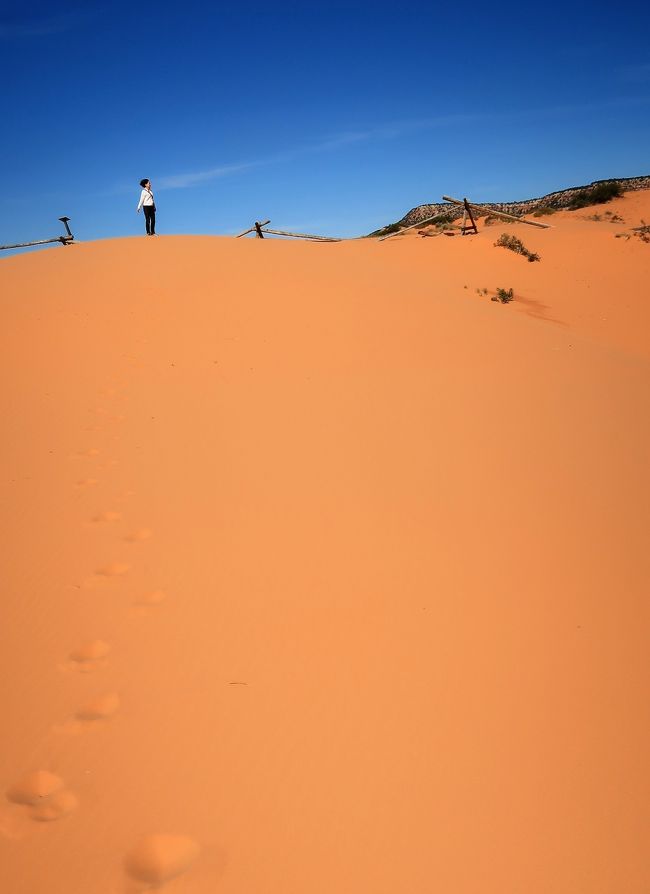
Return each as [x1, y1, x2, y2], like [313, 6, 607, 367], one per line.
[140, 178, 149, 188]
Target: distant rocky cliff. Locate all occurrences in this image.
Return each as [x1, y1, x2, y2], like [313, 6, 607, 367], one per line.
[372, 175, 650, 235]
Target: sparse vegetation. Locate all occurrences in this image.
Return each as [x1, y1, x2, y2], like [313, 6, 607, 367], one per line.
[494, 233, 540, 262]
[475, 287, 489, 296]
[615, 221, 650, 244]
[588, 210, 625, 222]
[484, 214, 515, 226]
[532, 205, 556, 217]
[492, 287, 514, 304]
[603, 211, 624, 222]
[368, 211, 455, 238]
[634, 220, 650, 243]
[568, 180, 622, 210]
[367, 221, 403, 238]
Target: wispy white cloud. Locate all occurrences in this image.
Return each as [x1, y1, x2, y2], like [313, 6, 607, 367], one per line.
[157, 161, 260, 190]
[153, 97, 650, 193]
[155, 113, 484, 192]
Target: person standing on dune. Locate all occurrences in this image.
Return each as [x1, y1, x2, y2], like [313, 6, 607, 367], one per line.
[136, 179, 157, 236]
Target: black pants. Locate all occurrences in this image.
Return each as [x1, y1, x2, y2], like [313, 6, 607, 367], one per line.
[143, 205, 156, 235]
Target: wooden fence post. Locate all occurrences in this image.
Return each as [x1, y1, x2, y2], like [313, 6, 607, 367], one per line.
[462, 199, 478, 235]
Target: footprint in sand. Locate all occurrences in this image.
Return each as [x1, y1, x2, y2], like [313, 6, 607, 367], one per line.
[124, 528, 153, 543]
[82, 564, 130, 589]
[131, 590, 167, 618]
[95, 562, 131, 577]
[98, 459, 119, 470]
[5, 771, 78, 823]
[6, 770, 63, 805]
[68, 639, 110, 672]
[30, 789, 79, 822]
[115, 490, 136, 503]
[83, 563, 130, 588]
[92, 511, 122, 523]
[135, 590, 166, 606]
[76, 692, 120, 722]
[124, 834, 200, 887]
[76, 478, 99, 488]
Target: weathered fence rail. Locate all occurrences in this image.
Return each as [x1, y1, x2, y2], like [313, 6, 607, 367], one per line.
[0, 217, 75, 252]
[442, 196, 551, 229]
[236, 219, 341, 242]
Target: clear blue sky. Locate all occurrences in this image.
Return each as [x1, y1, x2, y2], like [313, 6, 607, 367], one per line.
[2, 0, 649, 247]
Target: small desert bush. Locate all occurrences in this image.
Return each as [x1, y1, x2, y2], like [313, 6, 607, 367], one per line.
[615, 221, 650, 244]
[494, 233, 540, 262]
[484, 214, 516, 226]
[635, 220, 650, 243]
[603, 211, 624, 223]
[368, 221, 403, 238]
[568, 181, 622, 210]
[533, 205, 556, 217]
[492, 287, 514, 304]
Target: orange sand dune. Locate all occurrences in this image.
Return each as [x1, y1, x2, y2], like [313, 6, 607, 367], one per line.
[1, 200, 649, 893]
[402, 188, 650, 358]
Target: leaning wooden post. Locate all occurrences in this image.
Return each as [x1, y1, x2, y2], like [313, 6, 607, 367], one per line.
[462, 199, 478, 235]
[254, 221, 265, 239]
[0, 216, 75, 252]
[236, 219, 271, 238]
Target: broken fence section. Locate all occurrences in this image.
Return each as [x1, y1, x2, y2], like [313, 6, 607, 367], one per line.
[442, 196, 551, 229]
[236, 220, 341, 242]
[0, 217, 74, 252]
[378, 195, 552, 241]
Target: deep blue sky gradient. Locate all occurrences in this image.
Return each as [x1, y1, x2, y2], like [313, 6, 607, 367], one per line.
[2, 0, 650, 247]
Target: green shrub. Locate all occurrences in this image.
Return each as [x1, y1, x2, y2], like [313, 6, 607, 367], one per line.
[533, 205, 556, 217]
[568, 181, 622, 210]
[492, 287, 514, 304]
[494, 233, 540, 262]
[368, 221, 403, 238]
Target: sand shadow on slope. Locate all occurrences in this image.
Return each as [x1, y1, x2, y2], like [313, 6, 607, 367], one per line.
[513, 292, 567, 326]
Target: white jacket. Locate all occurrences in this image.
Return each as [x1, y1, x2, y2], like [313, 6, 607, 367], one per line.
[137, 188, 155, 211]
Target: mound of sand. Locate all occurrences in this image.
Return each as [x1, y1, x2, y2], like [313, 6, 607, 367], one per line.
[1, 193, 649, 892]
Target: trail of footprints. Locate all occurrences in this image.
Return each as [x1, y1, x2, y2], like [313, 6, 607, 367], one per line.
[4, 384, 199, 889]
